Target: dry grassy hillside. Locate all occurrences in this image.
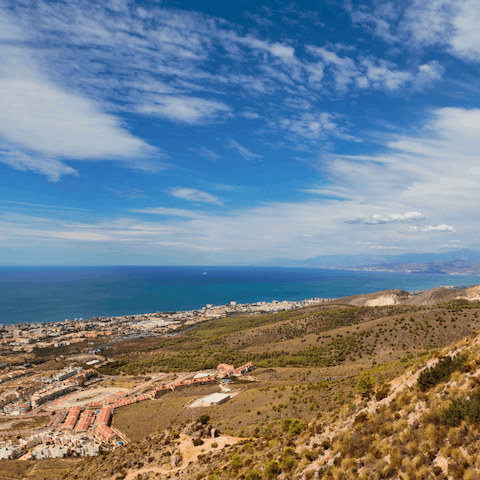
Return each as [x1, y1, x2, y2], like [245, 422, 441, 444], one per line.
[6, 286, 480, 480]
[68, 323, 480, 480]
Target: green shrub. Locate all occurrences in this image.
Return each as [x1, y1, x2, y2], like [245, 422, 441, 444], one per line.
[281, 447, 297, 459]
[439, 393, 480, 427]
[417, 355, 466, 391]
[280, 455, 296, 471]
[440, 399, 467, 427]
[245, 469, 262, 480]
[264, 460, 280, 479]
[231, 453, 243, 470]
[282, 418, 293, 432]
[282, 418, 304, 436]
[192, 438, 204, 446]
[356, 371, 376, 395]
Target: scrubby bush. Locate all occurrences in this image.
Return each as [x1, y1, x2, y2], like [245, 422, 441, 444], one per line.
[192, 438, 204, 446]
[356, 371, 376, 396]
[439, 393, 480, 427]
[264, 460, 280, 478]
[230, 453, 243, 470]
[417, 354, 466, 391]
[280, 446, 298, 471]
[245, 469, 262, 480]
[282, 418, 304, 436]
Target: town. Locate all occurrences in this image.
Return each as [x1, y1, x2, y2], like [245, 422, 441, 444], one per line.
[0, 361, 256, 460]
[0, 296, 330, 462]
[0, 296, 332, 356]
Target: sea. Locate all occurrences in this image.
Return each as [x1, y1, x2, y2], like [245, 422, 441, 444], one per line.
[0, 266, 479, 325]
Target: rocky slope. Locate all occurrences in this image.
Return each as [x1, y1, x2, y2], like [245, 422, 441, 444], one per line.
[331, 284, 475, 307]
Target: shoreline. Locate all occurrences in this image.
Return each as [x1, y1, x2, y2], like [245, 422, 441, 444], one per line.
[2, 268, 480, 328]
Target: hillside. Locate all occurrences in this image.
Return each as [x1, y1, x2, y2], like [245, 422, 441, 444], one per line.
[64, 302, 480, 479]
[4, 285, 480, 480]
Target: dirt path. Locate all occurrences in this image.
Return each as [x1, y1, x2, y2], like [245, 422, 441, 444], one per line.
[124, 433, 241, 480]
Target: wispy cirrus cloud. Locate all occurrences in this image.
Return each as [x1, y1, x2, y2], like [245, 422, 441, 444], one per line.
[226, 139, 263, 160]
[0, 0, 447, 182]
[168, 187, 224, 206]
[347, 0, 480, 63]
[129, 207, 205, 219]
[197, 146, 221, 162]
[0, 150, 78, 182]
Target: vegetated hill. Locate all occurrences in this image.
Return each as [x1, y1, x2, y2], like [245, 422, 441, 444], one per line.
[98, 286, 480, 376]
[7, 289, 479, 480]
[66, 304, 480, 480]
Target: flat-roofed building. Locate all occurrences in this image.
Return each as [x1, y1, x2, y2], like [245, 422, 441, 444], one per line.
[192, 392, 230, 407]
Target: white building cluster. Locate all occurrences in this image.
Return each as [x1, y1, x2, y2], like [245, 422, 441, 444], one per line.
[0, 431, 101, 460]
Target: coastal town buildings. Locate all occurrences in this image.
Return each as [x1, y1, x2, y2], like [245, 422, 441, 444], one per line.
[0, 359, 257, 461]
[0, 296, 332, 356]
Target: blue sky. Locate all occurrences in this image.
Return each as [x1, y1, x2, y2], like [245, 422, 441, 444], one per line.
[1, 0, 480, 265]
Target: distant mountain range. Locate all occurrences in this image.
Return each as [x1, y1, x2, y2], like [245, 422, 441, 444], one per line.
[236, 249, 480, 274]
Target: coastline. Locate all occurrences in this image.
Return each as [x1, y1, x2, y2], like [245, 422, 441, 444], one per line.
[2, 266, 480, 326]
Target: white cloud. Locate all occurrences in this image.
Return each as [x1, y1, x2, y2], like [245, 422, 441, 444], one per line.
[241, 111, 261, 119]
[306, 46, 359, 92]
[2, 105, 480, 258]
[346, 211, 424, 225]
[423, 224, 456, 232]
[370, 245, 406, 250]
[0, 9, 158, 179]
[0, 0, 448, 185]
[137, 96, 231, 124]
[277, 112, 342, 139]
[401, 0, 480, 61]
[0, 72, 152, 159]
[169, 187, 224, 206]
[0, 150, 78, 182]
[226, 139, 262, 160]
[306, 45, 441, 93]
[349, 0, 480, 63]
[269, 42, 295, 60]
[346, 1, 399, 43]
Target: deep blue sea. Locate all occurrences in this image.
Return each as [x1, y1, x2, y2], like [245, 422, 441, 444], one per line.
[0, 266, 478, 325]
